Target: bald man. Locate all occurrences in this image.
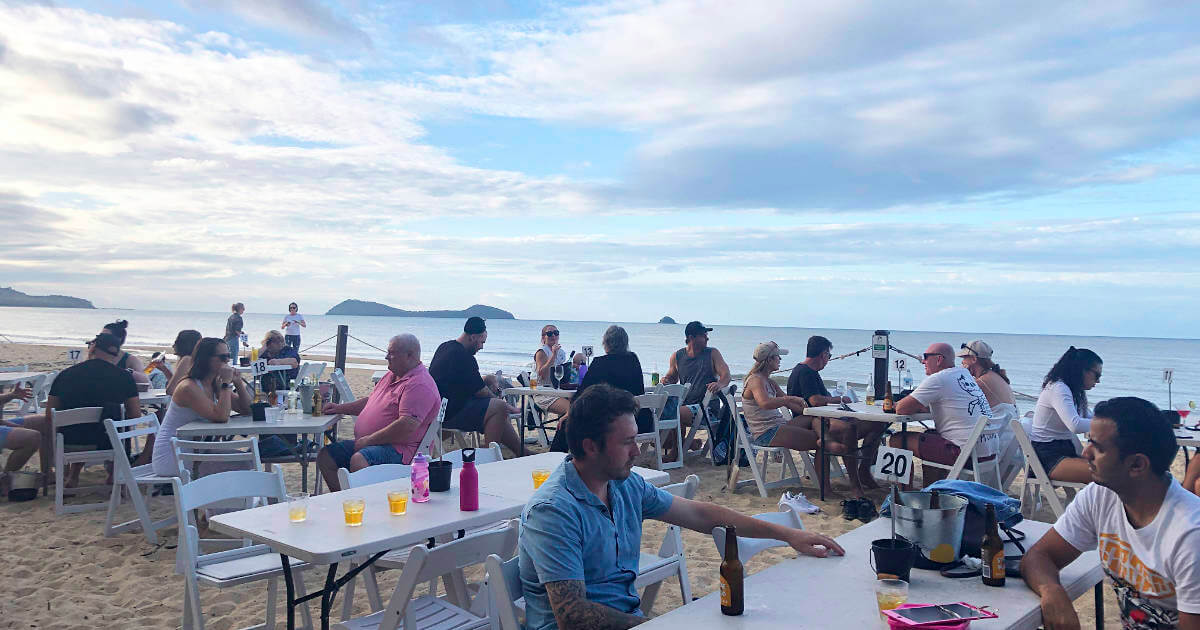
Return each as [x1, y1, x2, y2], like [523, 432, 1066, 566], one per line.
[893, 342, 992, 487]
[317, 334, 442, 491]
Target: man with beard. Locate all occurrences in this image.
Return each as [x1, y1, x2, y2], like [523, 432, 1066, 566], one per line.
[429, 317, 522, 455]
[1022, 397, 1200, 630]
[518, 384, 845, 630]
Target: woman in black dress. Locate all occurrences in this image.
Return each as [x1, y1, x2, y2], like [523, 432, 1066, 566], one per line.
[550, 325, 652, 452]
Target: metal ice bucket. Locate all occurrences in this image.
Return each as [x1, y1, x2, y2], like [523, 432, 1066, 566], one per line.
[894, 491, 967, 567]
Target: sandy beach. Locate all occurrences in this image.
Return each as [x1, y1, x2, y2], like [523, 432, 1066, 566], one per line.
[0, 343, 1144, 629]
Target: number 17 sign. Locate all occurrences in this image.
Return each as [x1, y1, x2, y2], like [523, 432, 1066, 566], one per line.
[872, 445, 913, 485]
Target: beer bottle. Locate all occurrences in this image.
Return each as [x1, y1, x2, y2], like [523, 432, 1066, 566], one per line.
[882, 381, 895, 413]
[720, 525, 744, 616]
[928, 489, 940, 509]
[982, 504, 1006, 587]
[312, 383, 323, 417]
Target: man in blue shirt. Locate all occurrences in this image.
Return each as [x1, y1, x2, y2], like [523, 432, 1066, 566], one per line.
[520, 384, 845, 630]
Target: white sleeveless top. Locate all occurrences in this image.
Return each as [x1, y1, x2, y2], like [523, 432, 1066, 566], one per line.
[534, 344, 567, 380]
[152, 382, 220, 477]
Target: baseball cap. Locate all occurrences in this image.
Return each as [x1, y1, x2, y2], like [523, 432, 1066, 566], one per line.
[88, 332, 122, 356]
[684, 321, 713, 337]
[752, 341, 789, 361]
[464, 316, 487, 335]
[956, 340, 993, 360]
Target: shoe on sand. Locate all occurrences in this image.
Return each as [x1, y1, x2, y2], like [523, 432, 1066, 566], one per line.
[779, 491, 820, 515]
[841, 498, 860, 521]
[856, 497, 878, 523]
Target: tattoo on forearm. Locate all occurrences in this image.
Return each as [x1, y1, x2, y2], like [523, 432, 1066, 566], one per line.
[545, 581, 645, 629]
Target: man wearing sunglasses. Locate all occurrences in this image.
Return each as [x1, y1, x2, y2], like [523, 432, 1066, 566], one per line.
[892, 342, 992, 487]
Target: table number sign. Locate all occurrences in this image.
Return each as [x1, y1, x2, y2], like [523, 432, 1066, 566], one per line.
[251, 359, 269, 377]
[872, 445, 913, 485]
[67, 349, 82, 363]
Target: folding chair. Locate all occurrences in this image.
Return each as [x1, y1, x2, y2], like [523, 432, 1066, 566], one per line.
[51, 407, 113, 514]
[515, 373, 557, 447]
[331, 369, 355, 406]
[484, 554, 523, 630]
[713, 505, 805, 561]
[172, 469, 314, 630]
[633, 393, 675, 470]
[334, 521, 519, 630]
[1011, 419, 1086, 518]
[682, 383, 721, 460]
[725, 393, 806, 498]
[919, 415, 1005, 490]
[441, 442, 505, 466]
[102, 414, 177, 544]
[295, 362, 327, 386]
[635, 474, 698, 614]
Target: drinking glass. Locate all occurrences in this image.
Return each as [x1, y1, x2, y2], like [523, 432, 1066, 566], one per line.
[342, 498, 365, 526]
[532, 468, 551, 489]
[874, 578, 908, 620]
[288, 493, 309, 523]
[553, 365, 564, 385]
[1177, 404, 1192, 424]
[529, 373, 538, 389]
[387, 490, 409, 515]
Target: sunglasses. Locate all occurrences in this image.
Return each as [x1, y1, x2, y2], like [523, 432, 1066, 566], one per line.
[544, 331, 560, 337]
[216, 353, 232, 361]
[289, 307, 298, 310]
[959, 343, 979, 357]
[923, 352, 944, 360]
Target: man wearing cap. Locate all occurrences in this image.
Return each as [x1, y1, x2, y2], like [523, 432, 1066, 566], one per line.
[429, 317, 524, 456]
[661, 321, 731, 460]
[47, 333, 145, 487]
[956, 340, 1016, 408]
[893, 342, 992, 487]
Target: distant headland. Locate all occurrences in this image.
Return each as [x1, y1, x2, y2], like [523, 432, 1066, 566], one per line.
[658, 316, 676, 324]
[0, 287, 95, 309]
[326, 299, 515, 320]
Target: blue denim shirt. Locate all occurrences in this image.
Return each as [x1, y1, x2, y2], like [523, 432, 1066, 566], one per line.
[519, 456, 674, 630]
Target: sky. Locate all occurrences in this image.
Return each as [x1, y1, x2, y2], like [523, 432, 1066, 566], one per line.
[1, 0, 1199, 337]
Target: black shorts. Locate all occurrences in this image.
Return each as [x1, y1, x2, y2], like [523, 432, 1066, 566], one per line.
[58, 423, 113, 451]
[1032, 439, 1078, 476]
[444, 397, 491, 432]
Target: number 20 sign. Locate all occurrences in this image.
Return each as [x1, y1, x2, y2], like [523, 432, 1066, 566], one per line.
[872, 445, 913, 485]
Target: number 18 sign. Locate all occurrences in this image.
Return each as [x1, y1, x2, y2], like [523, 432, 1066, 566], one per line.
[872, 445, 913, 485]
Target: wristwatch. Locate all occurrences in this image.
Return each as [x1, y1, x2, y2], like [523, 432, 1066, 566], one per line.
[220, 382, 233, 391]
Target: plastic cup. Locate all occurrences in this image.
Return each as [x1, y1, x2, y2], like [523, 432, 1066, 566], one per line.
[532, 468, 551, 489]
[387, 490, 409, 515]
[342, 498, 365, 526]
[287, 493, 309, 523]
[874, 578, 908, 620]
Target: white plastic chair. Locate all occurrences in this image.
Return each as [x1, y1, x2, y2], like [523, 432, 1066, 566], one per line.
[712, 504, 806, 562]
[5, 372, 48, 417]
[295, 362, 326, 386]
[1011, 418, 1086, 518]
[102, 414, 177, 544]
[682, 383, 722, 460]
[635, 474, 698, 614]
[172, 437, 264, 482]
[633, 393, 674, 470]
[420, 398, 449, 459]
[515, 372, 557, 448]
[334, 521, 520, 630]
[725, 392, 807, 498]
[171, 469, 314, 630]
[51, 407, 114, 515]
[920, 414, 1005, 490]
[441, 442, 505, 467]
[331, 369, 355, 406]
[484, 554, 523, 630]
[0, 365, 29, 373]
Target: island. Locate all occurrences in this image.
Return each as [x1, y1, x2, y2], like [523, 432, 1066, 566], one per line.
[658, 316, 676, 324]
[326, 300, 515, 319]
[0, 287, 95, 309]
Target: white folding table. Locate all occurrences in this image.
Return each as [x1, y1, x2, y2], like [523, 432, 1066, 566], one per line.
[804, 402, 932, 500]
[503, 386, 574, 454]
[0, 371, 46, 386]
[175, 412, 341, 492]
[139, 388, 170, 406]
[637, 518, 1103, 630]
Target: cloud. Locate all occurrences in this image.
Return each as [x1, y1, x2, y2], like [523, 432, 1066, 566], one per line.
[182, 0, 372, 48]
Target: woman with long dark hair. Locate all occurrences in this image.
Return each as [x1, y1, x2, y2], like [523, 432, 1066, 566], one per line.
[165, 330, 202, 395]
[152, 338, 251, 477]
[1030, 346, 1103, 483]
[101, 319, 150, 385]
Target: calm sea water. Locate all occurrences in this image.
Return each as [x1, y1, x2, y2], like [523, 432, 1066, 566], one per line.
[2, 307, 1197, 408]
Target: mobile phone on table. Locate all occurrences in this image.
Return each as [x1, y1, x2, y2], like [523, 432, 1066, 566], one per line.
[883, 602, 996, 625]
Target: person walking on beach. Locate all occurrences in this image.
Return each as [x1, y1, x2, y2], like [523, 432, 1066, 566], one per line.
[429, 317, 523, 456]
[518, 384, 844, 630]
[225, 303, 245, 362]
[660, 320, 731, 461]
[280, 302, 305, 351]
[1028, 347, 1103, 485]
[892, 342, 992, 487]
[1022, 397, 1200, 630]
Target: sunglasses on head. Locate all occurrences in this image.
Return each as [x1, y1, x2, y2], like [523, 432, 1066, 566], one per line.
[544, 330, 559, 337]
[216, 353, 232, 361]
[959, 343, 979, 357]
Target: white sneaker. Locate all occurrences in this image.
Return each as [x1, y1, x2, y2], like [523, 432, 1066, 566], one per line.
[779, 491, 820, 514]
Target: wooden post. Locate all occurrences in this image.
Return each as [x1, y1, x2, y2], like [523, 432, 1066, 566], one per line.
[335, 325, 348, 375]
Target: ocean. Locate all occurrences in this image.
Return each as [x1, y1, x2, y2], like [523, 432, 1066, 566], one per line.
[1, 307, 1197, 408]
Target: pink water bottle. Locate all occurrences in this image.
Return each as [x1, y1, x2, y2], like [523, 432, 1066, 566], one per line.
[459, 448, 478, 511]
[411, 452, 430, 503]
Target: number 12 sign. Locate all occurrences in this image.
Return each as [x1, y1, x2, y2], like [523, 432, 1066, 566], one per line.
[872, 445, 913, 485]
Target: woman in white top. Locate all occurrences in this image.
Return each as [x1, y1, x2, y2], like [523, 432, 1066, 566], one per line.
[532, 324, 572, 419]
[280, 302, 306, 351]
[1031, 346, 1102, 483]
[152, 337, 251, 477]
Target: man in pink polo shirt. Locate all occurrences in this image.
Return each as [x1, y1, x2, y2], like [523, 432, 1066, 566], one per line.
[317, 333, 441, 491]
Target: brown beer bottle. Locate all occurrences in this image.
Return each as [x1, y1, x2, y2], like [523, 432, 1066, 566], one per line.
[720, 525, 744, 616]
[982, 503, 1006, 587]
[312, 384, 323, 416]
[882, 381, 895, 413]
[928, 489, 940, 509]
